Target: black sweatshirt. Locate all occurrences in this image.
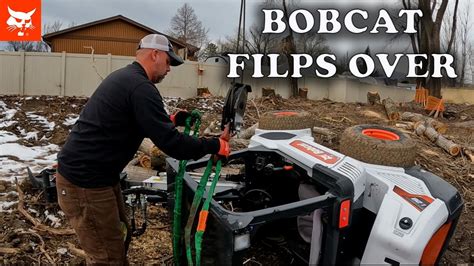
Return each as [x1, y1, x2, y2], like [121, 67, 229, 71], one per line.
[58, 62, 220, 188]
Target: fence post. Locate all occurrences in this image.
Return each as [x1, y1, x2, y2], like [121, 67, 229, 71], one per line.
[107, 53, 112, 75]
[60, 51, 66, 96]
[19, 51, 25, 95]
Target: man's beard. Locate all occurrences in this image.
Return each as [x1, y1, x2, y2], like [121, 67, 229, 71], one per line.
[153, 75, 165, 84]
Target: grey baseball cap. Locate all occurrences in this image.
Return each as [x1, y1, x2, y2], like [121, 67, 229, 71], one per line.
[138, 34, 184, 66]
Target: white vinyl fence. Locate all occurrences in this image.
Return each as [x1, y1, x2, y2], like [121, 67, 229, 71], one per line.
[0, 51, 416, 102]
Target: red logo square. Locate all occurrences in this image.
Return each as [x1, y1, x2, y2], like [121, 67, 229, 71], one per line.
[0, 0, 42, 41]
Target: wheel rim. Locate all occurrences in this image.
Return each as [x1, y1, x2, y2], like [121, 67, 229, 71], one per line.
[362, 129, 400, 141]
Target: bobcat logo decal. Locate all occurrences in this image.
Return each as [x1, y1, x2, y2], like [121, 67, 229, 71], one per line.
[0, 0, 41, 41]
[6, 7, 36, 37]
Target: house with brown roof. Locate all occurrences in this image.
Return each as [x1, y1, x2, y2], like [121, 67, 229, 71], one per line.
[43, 15, 198, 60]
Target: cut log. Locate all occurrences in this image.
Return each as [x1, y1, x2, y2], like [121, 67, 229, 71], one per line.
[123, 165, 157, 182]
[414, 122, 427, 136]
[394, 122, 414, 130]
[382, 98, 400, 120]
[401, 112, 447, 134]
[435, 136, 461, 156]
[67, 242, 87, 259]
[238, 123, 258, 139]
[414, 122, 460, 156]
[139, 138, 155, 156]
[262, 87, 275, 97]
[138, 138, 164, 168]
[127, 157, 140, 167]
[367, 91, 380, 105]
[0, 247, 19, 254]
[424, 126, 439, 142]
[197, 87, 211, 97]
[203, 121, 218, 136]
[298, 88, 308, 99]
[451, 121, 474, 129]
[230, 138, 250, 149]
[464, 147, 474, 163]
[138, 154, 152, 169]
[312, 126, 335, 136]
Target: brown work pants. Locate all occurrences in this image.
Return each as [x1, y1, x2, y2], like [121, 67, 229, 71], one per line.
[56, 173, 131, 265]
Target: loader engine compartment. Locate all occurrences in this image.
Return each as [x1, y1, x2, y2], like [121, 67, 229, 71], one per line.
[195, 152, 331, 213]
[215, 152, 313, 211]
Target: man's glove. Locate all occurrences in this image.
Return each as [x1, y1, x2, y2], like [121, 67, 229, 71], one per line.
[170, 110, 192, 127]
[217, 123, 231, 158]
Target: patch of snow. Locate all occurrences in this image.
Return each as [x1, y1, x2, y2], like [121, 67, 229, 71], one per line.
[26, 112, 55, 131]
[63, 114, 79, 126]
[25, 97, 33, 100]
[0, 143, 58, 180]
[0, 101, 18, 128]
[44, 210, 62, 228]
[0, 191, 17, 197]
[2, 109, 17, 120]
[28, 208, 39, 216]
[0, 143, 57, 160]
[0, 131, 19, 144]
[0, 200, 18, 212]
[18, 128, 41, 142]
[57, 248, 68, 255]
[0, 157, 26, 173]
[0, 120, 17, 128]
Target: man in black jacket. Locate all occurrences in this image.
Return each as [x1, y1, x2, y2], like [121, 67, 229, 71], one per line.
[56, 34, 230, 264]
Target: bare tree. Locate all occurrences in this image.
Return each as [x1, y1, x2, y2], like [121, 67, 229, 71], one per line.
[295, 32, 330, 58]
[168, 3, 209, 49]
[6, 41, 36, 52]
[245, 25, 278, 55]
[441, 4, 458, 86]
[457, 1, 472, 86]
[402, 0, 459, 98]
[279, 0, 299, 97]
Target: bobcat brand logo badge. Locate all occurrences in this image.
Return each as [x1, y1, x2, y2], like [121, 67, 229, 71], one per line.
[0, 0, 41, 41]
[290, 140, 340, 164]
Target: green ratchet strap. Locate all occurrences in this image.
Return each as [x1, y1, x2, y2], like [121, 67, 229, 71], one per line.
[172, 110, 201, 266]
[184, 158, 222, 266]
[185, 159, 213, 265]
[194, 160, 222, 266]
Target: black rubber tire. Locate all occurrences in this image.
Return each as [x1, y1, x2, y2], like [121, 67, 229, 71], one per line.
[258, 110, 313, 130]
[339, 124, 416, 167]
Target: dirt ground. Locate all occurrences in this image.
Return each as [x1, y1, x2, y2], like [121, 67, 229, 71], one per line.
[0, 94, 472, 264]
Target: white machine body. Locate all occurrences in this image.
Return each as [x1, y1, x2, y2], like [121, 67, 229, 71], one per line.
[249, 129, 449, 264]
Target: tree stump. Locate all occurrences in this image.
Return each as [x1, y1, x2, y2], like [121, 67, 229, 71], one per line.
[197, 87, 211, 97]
[262, 87, 275, 97]
[367, 91, 381, 105]
[298, 88, 308, 99]
[382, 98, 400, 120]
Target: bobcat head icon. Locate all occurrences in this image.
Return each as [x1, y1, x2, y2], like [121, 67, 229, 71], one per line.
[6, 6, 36, 37]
